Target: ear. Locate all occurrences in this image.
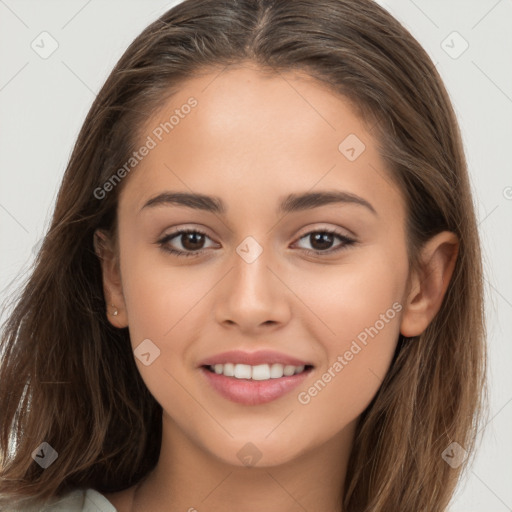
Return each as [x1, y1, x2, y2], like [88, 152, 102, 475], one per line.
[400, 231, 459, 337]
[93, 228, 128, 328]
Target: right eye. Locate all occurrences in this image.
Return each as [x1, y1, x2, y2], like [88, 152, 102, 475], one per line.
[157, 229, 217, 258]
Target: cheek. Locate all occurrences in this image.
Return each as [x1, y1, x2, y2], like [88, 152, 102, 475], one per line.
[295, 253, 406, 432]
[117, 233, 225, 396]
[120, 245, 210, 351]
[118, 247, 212, 417]
[293, 241, 406, 343]
[296, 335, 399, 444]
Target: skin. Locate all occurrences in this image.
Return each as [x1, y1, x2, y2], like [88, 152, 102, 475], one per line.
[94, 63, 458, 512]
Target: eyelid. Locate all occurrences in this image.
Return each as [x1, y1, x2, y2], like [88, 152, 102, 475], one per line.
[295, 223, 355, 240]
[158, 225, 217, 243]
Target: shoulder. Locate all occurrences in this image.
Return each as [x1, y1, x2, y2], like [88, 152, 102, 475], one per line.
[12, 488, 117, 512]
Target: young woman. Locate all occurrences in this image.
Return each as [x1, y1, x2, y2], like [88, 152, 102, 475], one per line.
[0, 0, 487, 510]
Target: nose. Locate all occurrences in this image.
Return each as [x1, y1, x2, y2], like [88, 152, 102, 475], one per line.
[214, 244, 292, 334]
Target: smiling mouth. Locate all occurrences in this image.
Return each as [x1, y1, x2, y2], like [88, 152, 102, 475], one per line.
[202, 363, 314, 381]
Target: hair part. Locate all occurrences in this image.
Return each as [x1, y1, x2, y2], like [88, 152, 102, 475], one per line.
[0, 0, 487, 510]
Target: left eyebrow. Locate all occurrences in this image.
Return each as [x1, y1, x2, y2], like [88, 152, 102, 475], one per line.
[139, 190, 378, 217]
[278, 190, 378, 216]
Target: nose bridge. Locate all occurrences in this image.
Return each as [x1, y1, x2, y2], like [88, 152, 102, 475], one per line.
[214, 234, 290, 329]
[231, 234, 277, 303]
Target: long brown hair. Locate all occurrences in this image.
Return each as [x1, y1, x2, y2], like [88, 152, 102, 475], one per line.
[0, 0, 487, 510]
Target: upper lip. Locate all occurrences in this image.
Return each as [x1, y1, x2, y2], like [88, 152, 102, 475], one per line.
[198, 350, 313, 368]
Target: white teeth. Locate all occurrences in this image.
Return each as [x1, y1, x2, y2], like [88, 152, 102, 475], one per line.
[251, 364, 270, 381]
[269, 363, 284, 378]
[208, 363, 308, 380]
[223, 362, 235, 377]
[234, 364, 252, 379]
[283, 365, 296, 376]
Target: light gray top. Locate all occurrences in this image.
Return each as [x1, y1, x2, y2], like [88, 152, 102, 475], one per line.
[12, 489, 117, 512]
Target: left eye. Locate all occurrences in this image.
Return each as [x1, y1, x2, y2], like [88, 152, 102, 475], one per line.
[157, 228, 356, 258]
[294, 230, 355, 254]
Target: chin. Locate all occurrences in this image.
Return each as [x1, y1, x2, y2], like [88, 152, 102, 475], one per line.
[203, 431, 311, 469]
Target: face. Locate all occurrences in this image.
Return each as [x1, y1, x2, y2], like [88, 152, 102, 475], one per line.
[104, 64, 411, 467]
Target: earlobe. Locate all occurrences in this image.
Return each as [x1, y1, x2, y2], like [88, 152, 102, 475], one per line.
[400, 231, 459, 338]
[93, 229, 128, 328]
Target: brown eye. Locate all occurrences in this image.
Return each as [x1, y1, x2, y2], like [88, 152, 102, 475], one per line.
[295, 229, 356, 255]
[309, 232, 335, 250]
[157, 229, 215, 258]
[180, 231, 206, 251]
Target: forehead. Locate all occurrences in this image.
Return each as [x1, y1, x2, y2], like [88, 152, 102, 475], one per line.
[119, 64, 403, 220]
[143, 64, 371, 157]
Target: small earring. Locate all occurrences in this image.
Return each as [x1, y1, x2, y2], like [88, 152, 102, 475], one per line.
[110, 304, 118, 316]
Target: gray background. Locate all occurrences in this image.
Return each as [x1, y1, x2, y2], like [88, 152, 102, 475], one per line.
[0, 1, 511, 510]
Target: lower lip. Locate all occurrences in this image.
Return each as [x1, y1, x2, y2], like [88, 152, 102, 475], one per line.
[199, 366, 312, 405]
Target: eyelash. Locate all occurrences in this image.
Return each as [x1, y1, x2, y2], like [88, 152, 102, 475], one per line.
[156, 228, 356, 259]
